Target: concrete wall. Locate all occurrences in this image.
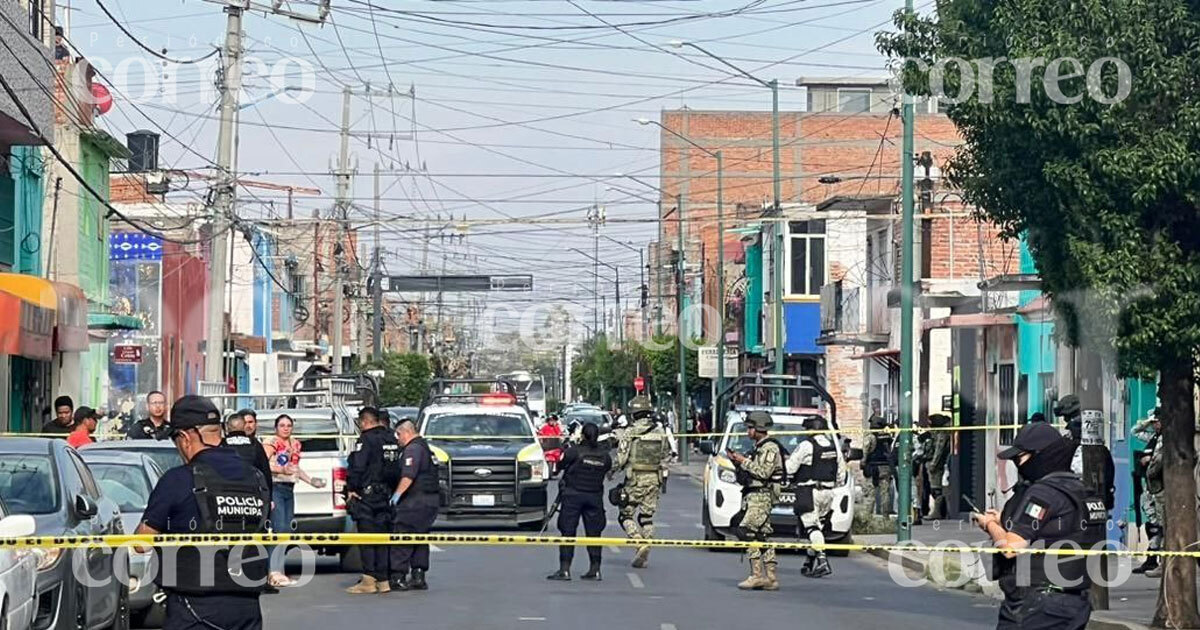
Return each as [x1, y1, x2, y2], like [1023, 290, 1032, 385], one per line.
[0, 0, 53, 147]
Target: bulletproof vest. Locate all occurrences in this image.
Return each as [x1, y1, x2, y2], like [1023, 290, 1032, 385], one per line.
[738, 438, 786, 489]
[364, 427, 402, 488]
[564, 445, 609, 494]
[164, 457, 269, 595]
[867, 434, 892, 465]
[1027, 472, 1107, 589]
[794, 436, 838, 484]
[628, 421, 668, 472]
[224, 434, 260, 467]
[405, 437, 440, 495]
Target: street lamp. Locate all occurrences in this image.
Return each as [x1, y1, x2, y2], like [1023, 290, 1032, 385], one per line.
[668, 41, 783, 384]
[635, 117, 728, 393]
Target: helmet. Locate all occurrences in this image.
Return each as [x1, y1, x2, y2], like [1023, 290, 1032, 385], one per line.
[627, 395, 654, 419]
[802, 415, 828, 431]
[1053, 394, 1081, 418]
[743, 410, 773, 431]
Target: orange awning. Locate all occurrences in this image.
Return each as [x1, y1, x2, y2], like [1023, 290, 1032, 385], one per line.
[0, 273, 56, 309]
[0, 274, 55, 361]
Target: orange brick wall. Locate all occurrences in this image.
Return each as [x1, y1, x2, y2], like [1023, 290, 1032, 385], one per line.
[925, 210, 1020, 281]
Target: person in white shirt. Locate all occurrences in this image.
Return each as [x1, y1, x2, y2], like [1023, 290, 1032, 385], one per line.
[784, 415, 841, 578]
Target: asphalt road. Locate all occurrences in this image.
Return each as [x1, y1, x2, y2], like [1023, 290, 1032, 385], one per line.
[262, 470, 1001, 629]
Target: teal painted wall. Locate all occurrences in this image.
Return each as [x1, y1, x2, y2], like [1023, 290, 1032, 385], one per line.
[12, 147, 44, 276]
[1016, 237, 1055, 417]
[743, 242, 762, 353]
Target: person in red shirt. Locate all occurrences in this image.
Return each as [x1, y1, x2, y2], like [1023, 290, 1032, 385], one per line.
[67, 407, 100, 448]
[538, 414, 566, 475]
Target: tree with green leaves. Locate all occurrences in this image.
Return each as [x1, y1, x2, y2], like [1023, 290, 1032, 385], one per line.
[359, 353, 433, 406]
[878, 2, 1200, 625]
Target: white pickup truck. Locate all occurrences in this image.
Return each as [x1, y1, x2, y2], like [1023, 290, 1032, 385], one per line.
[256, 407, 359, 569]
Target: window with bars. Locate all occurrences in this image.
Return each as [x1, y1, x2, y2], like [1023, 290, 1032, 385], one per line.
[787, 219, 826, 296]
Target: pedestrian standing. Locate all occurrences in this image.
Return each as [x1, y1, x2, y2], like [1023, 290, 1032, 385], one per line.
[136, 395, 270, 630]
[786, 415, 838, 578]
[67, 407, 100, 448]
[547, 422, 612, 581]
[388, 418, 440, 591]
[263, 415, 326, 587]
[925, 414, 952, 519]
[972, 422, 1104, 630]
[1132, 411, 1164, 577]
[128, 390, 170, 440]
[614, 395, 670, 569]
[345, 407, 402, 594]
[726, 411, 786, 591]
[862, 399, 894, 516]
[42, 395, 75, 435]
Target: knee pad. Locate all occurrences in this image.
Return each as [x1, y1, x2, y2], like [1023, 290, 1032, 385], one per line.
[637, 514, 653, 527]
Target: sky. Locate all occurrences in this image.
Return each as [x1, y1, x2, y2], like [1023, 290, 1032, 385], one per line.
[65, 0, 914, 339]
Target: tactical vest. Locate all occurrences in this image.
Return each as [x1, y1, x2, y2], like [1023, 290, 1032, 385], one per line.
[628, 423, 668, 473]
[163, 458, 270, 594]
[1026, 472, 1107, 590]
[794, 436, 838, 484]
[738, 438, 787, 490]
[866, 433, 892, 466]
[406, 437, 440, 495]
[564, 445, 610, 494]
[363, 427, 403, 489]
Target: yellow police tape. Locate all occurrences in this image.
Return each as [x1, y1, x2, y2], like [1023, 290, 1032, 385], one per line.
[0, 424, 1034, 440]
[0, 532, 1193, 558]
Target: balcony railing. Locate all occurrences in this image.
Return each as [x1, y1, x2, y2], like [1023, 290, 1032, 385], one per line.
[818, 280, 888, 346]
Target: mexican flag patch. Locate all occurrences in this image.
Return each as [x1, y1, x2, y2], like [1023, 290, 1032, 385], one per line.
[1024, 502, 1047, 521]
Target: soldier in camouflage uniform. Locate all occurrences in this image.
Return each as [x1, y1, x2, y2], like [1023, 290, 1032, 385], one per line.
[1133, 412, 1164, 576]
[925, 414, 953, 519]
[615, 395, 671, 569]
[726, 411, 786, 591]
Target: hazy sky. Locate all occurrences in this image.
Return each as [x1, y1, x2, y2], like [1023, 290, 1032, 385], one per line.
[67, 0, 910, 335]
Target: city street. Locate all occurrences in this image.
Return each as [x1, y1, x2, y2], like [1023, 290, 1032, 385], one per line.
[265, 471, 999, 629]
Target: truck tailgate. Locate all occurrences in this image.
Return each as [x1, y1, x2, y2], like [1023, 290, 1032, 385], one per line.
[293, 452, 346, 518]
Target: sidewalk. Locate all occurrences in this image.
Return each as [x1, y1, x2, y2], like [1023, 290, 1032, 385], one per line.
[858, 523, 1172, 630]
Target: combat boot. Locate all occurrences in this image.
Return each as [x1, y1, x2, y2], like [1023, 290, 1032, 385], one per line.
[737, 559, 765, 590]
[345, 575, 377, 594]
[409, 569, 428, 590]
[761, 562, 779, 591]
[581, 562, 602, 581]
[375, 580, 391, 594]
[546, 558, 572, 581]
[807, 554, 832, 578]
[1132, 556, 1159, 575]
[631, 545, 651, 569]
[800, 554, 815, 577]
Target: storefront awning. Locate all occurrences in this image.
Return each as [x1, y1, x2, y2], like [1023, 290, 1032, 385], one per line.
[0, 273, 55, 361]
[51, 282, 89, 352]
[849, 348, 900, 360]
[87, 313, 144, 331]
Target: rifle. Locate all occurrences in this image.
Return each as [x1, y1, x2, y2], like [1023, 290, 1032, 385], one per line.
[539, 481, 565, 534]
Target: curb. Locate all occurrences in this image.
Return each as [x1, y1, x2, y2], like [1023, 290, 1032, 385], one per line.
[864, 546, 926, 574]
[1087, 613, 1152, 630]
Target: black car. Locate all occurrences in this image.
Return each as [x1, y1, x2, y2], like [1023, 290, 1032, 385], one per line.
[0, 438, 129, 630]
[562, 409, 615, 447]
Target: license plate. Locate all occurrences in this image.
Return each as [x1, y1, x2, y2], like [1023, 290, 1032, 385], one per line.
[472, 495, 496, 507]
[778, 493, 795, 504]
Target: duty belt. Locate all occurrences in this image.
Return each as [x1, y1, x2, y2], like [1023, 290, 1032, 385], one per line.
[363, 483, 391, 496]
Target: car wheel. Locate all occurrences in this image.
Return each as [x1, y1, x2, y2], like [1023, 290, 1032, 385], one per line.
[701, 500, 724, 546]
[105, 586, 129, 630]
[337, 547, 363, 573]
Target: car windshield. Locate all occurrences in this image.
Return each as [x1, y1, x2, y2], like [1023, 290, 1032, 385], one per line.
[0, 455, 58, 514]
[723, 419, 828, 454]
[119, 447, 184, 473]
[425, 413, 534, 442]
[566, 411, 609, 425]
[89, 463, 151, 512]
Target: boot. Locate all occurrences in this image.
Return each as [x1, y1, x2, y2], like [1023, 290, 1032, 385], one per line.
[761, 562, 779, 591]
[547, 558, 572, 581]
[409, 569, 428, 591]
[388, 575, 410, 592]
[345, 575, 377, 594]
[1145, 562, 1164, 578]
[631, 545, 650, 569]
[737, 558, 766, 590]
[1132, 556, 1159, 575]
[807, 553, 832, 579]
[375, 580, 391, 594]
[800, 554, 816, 577]
[581, 562, 602, 581]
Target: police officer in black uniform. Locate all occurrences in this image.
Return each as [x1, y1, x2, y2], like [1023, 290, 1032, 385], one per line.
[547, 422, 612, 581]
[127, 390, 170, 440]
[345, 407, 403, 594]
[973, 422, 1105, 630]
[388, 418, 440, 591]
[224, 410, 272, 496]
[137, 395, 271, 630]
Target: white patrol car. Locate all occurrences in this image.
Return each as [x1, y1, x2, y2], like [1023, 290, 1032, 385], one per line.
[700, 406, 856, 547]
[417, 390, 551, 528]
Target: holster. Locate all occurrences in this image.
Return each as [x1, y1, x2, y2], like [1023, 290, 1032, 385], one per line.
[793, 485, 815, 515]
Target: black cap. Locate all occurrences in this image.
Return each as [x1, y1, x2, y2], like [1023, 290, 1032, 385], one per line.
[998, 422, 1065, 460]
[1053, 394, 1081, 417]
[169, 395, 221, 432]
[73, 407, 100, 423]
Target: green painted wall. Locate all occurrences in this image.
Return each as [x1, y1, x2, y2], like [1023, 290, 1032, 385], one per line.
[743, 241, 762, 354]
[78, 137, 110, 302]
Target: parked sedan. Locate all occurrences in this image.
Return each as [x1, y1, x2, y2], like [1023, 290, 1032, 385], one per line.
[0, 439, 129, 630]
[79, 442, 182, 475]
[78, 451, 164, 628]
[0, 503, 38, 630]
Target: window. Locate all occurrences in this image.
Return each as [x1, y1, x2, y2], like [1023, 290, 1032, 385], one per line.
[787, 220, 826, 296]
[837, 88, 872, 113]
[68, 452, 101, 499]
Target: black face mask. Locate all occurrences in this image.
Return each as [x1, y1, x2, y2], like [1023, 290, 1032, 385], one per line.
[1016, 437, 1075, 481]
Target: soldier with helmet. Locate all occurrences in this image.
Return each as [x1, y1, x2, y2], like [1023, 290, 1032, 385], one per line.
[785, 414, 841, 578]
[614, 395, 671, 569]
[726, 410, 787, 591]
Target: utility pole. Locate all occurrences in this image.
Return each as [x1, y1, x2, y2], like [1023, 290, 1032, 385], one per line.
[331, 86, 352, 374]
[675, 193, 688, 465]
[895, 0, 917, 543]
[204, 4, 244, 384]
[372, 163, 384, 361]
[656, 200, 665, 336]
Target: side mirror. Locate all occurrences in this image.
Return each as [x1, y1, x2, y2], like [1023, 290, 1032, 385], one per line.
[698, 440, 715, 456]
[0, 514, 36, 538]
[74, 494, 98, 520]
[846, 447, 864, 462]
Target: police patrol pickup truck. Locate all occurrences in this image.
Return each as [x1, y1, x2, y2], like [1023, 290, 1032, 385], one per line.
[417, 379, 550, 528]
[699, 376, 859, 548]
